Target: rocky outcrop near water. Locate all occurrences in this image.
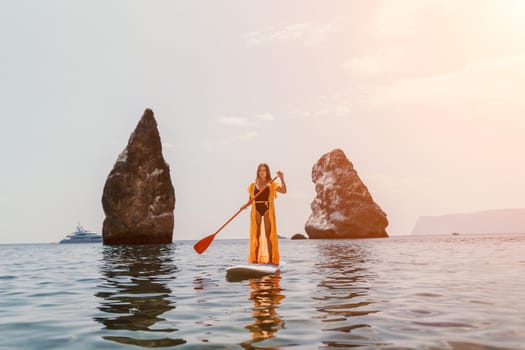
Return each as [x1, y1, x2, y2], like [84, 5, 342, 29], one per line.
[305, 149, 388, 239]
[412, 208, 525, 235]
[102, 109, 175, 245]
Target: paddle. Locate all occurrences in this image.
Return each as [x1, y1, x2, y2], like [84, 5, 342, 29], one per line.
[193, 175, 279, 254]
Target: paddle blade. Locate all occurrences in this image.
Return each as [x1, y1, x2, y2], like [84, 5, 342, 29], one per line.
[194, 233, 217, 254]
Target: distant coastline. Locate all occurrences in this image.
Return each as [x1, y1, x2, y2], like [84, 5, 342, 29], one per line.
[412, 208, 525, 235]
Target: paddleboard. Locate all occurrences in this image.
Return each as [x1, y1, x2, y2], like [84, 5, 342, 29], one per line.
[226, 263, 283, 281]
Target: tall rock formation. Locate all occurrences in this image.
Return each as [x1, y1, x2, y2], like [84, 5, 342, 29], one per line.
[102, 109, 175, 244]
[305, 149, 388, 239]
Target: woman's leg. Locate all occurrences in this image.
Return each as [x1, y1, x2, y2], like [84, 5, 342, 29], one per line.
[263, 212, 272, 263]
[254, 212, 262, 261]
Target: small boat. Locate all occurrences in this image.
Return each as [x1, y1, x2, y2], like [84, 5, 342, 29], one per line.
[59, 225, 102, 243]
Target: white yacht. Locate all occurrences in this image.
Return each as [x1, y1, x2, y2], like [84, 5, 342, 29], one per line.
[59, 225, 102, 243]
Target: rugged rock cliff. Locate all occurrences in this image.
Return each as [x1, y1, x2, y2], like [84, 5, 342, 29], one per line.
[102, 109, 175, 244]
[305, 149, 388, 239]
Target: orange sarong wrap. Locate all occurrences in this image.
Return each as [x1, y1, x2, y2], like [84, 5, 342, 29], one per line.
[248, 181, 280, 265]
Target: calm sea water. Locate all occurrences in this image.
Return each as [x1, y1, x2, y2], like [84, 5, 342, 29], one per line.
[1, 234, 524, 350]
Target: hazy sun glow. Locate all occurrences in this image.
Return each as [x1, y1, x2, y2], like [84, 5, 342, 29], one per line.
[508, 0, 525, 21]
[2, 1, 525, 243]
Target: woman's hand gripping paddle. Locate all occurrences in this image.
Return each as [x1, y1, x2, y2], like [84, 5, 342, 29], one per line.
[193, 175, 278, 254]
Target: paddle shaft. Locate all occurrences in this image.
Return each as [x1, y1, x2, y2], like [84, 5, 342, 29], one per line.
[194, 175, 278, 253]
[213, 175, 278, 235]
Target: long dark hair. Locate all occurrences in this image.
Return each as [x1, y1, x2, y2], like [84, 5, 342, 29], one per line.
[256, 163, 271, 181]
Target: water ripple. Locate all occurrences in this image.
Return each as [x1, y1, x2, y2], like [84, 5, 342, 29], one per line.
[1, 235, 525, 349]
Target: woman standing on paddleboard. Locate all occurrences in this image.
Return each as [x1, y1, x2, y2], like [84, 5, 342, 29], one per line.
[246, 163, 286, 265]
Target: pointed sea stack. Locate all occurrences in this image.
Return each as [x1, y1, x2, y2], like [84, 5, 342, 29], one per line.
[305, 149, 388, 239]
[102, 109, 175, 244]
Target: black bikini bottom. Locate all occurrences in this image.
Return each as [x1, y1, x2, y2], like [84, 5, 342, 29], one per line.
[255, 201, 269, 216]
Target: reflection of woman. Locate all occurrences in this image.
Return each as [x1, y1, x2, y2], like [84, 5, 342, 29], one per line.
[245, 274, 285, 343]
[246, 163, 286, 265]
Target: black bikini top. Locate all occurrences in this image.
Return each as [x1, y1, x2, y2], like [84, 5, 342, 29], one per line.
[254, 184, 270, 201]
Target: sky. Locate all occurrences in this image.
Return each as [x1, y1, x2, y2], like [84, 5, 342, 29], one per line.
[1, 0, 525, 244]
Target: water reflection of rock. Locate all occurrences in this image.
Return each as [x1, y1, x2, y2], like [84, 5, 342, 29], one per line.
[242, 274, 285, 349]
[94, 244, 186, 347]
[314, 241, 381, 348]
